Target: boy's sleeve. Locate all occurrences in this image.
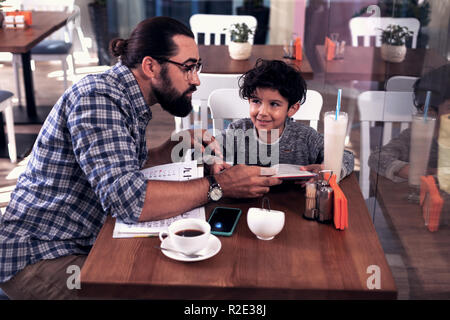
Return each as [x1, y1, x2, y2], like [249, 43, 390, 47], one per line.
[368, 129, 411, 182]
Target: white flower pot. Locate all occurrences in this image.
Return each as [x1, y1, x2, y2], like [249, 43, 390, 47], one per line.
[380, 43, 407, 63]
[228, 41, 252, 60]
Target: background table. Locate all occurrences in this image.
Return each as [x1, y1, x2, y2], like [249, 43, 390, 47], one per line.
[373, 174, 450, 298]
[200, 45, 314, 79]
[0, 11, 73, 123]
[80, 173, 397, 299]
[315, 46, 448, 83]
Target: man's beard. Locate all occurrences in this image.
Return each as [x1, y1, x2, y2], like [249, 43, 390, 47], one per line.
[153, 66, 196, 117]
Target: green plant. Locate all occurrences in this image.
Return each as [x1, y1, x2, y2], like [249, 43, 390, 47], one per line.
[380, 24, 414, 46]
[227, 23, 254, 43]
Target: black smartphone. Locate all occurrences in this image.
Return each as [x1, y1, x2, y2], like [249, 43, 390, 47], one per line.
[208, 207, 242, 236]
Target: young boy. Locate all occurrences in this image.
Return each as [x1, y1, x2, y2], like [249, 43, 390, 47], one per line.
[210, 59, 354, 179]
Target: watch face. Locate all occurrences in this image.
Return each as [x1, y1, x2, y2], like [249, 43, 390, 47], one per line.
[210, 187, 223, 201]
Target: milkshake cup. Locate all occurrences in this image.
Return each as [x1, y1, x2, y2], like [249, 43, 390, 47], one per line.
[324, 111, 348, 183]
[408, 113, 436, 202]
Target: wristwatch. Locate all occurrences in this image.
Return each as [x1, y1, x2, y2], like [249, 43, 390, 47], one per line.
[206, 175, 223, 202]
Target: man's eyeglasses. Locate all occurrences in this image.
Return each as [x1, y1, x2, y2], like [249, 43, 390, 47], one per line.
[157, 58, 202, 79]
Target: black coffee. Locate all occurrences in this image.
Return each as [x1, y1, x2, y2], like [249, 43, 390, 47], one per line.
[175, 229, 204, 237]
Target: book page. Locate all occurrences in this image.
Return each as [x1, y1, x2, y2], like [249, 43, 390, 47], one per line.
[271, 164, 317, 180]
[113, 161, 205, 238]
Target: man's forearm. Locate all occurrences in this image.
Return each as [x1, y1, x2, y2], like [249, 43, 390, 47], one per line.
[138, 178, 209, 222]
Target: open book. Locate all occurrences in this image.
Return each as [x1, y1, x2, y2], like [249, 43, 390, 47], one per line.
[270, 164, 317, 180]
[112, 161, 205, 238]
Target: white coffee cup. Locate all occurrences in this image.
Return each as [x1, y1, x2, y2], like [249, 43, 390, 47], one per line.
[159, 218, 211, 255]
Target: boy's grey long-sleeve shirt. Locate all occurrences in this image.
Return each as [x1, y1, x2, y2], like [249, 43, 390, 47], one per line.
[219, 118, 354, 179]
[368, 128, 438, 182]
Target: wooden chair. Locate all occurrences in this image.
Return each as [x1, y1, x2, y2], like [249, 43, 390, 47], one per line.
[189, 14, 257, 45]
[0, 90, 17, 163]
[208, 88, 323, 134]
[175, 73, 242, 132]
[357, 91, 416, 198]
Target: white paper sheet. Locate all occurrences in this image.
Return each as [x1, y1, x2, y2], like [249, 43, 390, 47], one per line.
[113, 161, 205, 238]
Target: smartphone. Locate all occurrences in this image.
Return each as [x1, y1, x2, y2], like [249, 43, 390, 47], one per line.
[208, 207, 242, 237]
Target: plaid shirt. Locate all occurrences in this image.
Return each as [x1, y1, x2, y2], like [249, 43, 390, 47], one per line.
[0, 62, 152, 282]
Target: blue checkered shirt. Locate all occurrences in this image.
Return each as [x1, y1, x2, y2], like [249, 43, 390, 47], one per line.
[0, 62, 152, 282]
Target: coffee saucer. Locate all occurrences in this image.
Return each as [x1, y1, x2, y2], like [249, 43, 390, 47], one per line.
[160, 234, 221, 262]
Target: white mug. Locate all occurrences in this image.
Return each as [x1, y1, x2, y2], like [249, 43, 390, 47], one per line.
[159, 218, 211, 255]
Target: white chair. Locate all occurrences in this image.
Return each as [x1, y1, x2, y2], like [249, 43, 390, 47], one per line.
[13, 0, 79, 105]
[175, 73, 242, 132]
[0, 90, 17, 163]
[189, 14, 257, 45]
[208, 88, 323, 134]
[358, 91, 416, 198]
[345, 17, 420, 146]
[349, 17, 420, 48]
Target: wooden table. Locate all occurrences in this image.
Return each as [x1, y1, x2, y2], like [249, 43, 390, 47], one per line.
[373, 174, 450, 298]
[80, 173, 397, 299]
[200, 45, 314, 79]
[0, 11, 73, 122]
[315, 45, 448, 83]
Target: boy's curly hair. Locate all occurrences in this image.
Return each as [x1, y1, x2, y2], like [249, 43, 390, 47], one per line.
[239, 59, 307, 108]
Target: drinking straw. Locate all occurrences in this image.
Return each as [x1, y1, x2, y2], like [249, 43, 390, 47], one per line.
[424, 91, 431, 122]
[335, 89, 342, 120]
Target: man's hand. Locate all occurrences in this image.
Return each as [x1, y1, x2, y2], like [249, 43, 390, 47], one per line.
[215, 164, 283, 198]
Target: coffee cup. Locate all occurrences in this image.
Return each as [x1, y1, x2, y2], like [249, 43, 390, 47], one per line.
[159, 218, 211, 255]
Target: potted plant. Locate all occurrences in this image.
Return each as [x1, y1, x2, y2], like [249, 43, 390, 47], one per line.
[379, 24, 413, 63]
[227, 22, 254, 60]
[354, 0, 431, 47]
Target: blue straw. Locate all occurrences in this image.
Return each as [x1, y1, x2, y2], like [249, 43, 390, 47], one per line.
[424, 91, 431, 122]
[335, 89, 342, 120]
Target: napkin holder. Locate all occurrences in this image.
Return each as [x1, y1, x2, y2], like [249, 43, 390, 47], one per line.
[294, 37, 302, 61]
[325, 37, 336, 61]
[327, 174, 348, 230]
[420, 176, 444, 232]
[325, 36, 345, 61]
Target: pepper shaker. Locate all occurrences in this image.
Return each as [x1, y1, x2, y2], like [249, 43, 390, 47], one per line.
[316, 170, 334, 223]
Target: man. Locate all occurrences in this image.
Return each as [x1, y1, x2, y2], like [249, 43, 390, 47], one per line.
[0, 17, 282, 299]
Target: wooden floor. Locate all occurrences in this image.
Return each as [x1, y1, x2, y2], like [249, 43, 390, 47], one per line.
[0, 57, 448, 300]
